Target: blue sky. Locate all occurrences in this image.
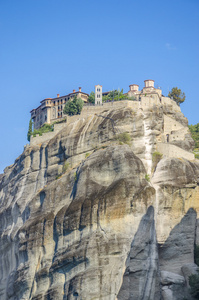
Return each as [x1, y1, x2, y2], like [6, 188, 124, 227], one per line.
[0, 0, 199, 173]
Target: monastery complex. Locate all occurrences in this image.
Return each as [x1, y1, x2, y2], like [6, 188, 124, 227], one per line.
[29, 79, 195, 161]
[30, 80, 164, 130]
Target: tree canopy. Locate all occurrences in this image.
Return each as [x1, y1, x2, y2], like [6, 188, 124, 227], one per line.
[63, 95, 84, 116]
[168, 87, 185, 106]
[189, 123, 199, 148]
[102, 89, 126, 102]
[87, 91, 95, 104]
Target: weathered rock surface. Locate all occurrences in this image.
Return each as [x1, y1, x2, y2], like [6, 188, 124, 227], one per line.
[160, 271, 187, 300]
[160, 270, 185, 285]
[0, 104, 199, 299]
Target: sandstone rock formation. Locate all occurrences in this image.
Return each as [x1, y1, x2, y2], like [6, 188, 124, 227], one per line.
[0, 102, 199, 299]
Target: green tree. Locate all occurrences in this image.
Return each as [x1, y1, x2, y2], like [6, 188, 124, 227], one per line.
[102, 89, 126, 102]
[88, 91, 95, 104]
[27, 118, 33, 142]
[189, 123, 199, 148]
[168, 87, 186, 106]
[63, 95, 84, 116]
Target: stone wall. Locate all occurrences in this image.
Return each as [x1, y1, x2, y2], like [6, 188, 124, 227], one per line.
[169, 129, 187, 143]
[30, 123, 67, 146]
[164, 115, 186, 134]
[157, 143, 195, 160]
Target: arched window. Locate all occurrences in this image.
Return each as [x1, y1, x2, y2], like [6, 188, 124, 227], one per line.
[53, 107, 56, 118]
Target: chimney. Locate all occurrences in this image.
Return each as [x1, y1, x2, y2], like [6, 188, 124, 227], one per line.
[73, 89, 76, 93]
[79, 87, 82, 92]
[57, 94, 60, 97]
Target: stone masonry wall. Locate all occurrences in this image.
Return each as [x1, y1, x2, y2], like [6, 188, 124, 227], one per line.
[164, 115, 187, 134]
[157, 143, 195, 160]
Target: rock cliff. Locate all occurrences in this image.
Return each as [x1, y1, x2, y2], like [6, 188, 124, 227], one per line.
[0, 102, 199, 300]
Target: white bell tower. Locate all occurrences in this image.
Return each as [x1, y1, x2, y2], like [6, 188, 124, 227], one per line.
[95, 85, 102, 105]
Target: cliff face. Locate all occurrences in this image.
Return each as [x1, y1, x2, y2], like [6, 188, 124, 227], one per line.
[0, 103, 199, 300]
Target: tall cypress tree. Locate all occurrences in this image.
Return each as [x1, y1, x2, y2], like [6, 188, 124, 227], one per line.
[27, 119, 33, 142]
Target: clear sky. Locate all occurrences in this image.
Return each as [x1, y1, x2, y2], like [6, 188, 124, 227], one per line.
[0, 0, 199, 173]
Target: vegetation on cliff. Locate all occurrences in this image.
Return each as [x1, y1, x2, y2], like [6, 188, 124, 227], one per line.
[27, 119, 54, 140]
[168, 87, 186, 106]
[189, 245, 199, 299]
[63, 95, 84, 115]
[189, 123, 199, 148]
[115, 132, 131, 145]
[32, 124, 54, 137]
[152, 151, 163, 173]
[188, 123, 199, 158]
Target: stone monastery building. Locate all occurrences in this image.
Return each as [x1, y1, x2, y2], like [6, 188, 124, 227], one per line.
[31, 87, 89, 130]
[31, 80, 162, 130]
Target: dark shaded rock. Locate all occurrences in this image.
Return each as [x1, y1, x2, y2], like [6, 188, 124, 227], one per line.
[117, 206, 161, 300]
[159, 208, 197, 275]
[181, 263, 199, 286]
